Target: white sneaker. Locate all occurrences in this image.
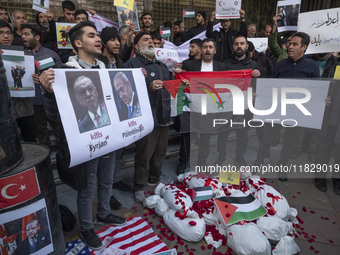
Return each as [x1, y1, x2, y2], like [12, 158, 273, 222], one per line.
[134, 191, 145, 203]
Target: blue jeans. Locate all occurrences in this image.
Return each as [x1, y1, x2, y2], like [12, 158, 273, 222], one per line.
[112, 149, 123, 183]
[77, 151, 115, 230]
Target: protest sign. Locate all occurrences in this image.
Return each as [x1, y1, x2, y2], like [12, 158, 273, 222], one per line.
[253, 78, 330, 129]
[216, 0, 242, 19]
[155, 48, 179, 72]
[0, 199, 53, 255]
[114, 0, 135, 11]
[116, 2, 140, 31]
[3, 55, 35, 98]
[32, 0, 49, 13]
[52, 69, 153, 167]
[298, 7, 340, 54]
[276, 0, 301, 33]
[56, 22, 76, 49]
[247, 37, 268, 53]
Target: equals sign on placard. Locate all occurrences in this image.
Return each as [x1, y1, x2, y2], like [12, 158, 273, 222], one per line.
[106, 95, 111, 100]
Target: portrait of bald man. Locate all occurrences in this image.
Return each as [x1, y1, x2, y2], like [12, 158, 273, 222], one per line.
[111, 71, 141, 121]
[70, 74, 111, 133]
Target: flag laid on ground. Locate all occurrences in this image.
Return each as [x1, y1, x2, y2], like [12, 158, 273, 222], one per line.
[114, 0, 135, 11]
[215, 194, 267, 226]
[65, 216, 169, 255]
[35, 57, 55, 71]
[95, 216, 168, 255]
[183, 9, 195, 18]
[0, 45, 24, 61]
[192, 186, 213, 202]
[154, 249, 177, 255]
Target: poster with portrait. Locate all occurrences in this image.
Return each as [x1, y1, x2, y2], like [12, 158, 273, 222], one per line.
[52, 68, 153, 167]
[32, 0, 49, 13]
[56, 22, 76, 49]
[3, 55, 35, 98]
[276, 0, 301, 33]
[116, 2, 140, 31]
[0, 199, 53, 255]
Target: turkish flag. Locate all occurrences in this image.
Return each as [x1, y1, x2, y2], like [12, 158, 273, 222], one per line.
[0, 168, 41, 210]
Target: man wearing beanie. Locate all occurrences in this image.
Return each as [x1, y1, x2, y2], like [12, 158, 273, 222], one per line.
[98, 25, 134, 68]
[125, 31, 188, 203]
[188, 11, 207, 38]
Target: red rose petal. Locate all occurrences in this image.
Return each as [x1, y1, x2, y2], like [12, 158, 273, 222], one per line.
[189, 221, 197, 226]
[329, 240, 334, 243]
[201, 246, 206, 250]
[302, 207, 307, 212]
[310, 246, 314, 251]
[225, 213, 230, 218]
[224, 205, 228, 208]
[310, 210, 315, 214]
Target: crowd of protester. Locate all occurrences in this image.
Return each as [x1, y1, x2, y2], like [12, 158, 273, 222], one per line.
[1, 0, 339, 250]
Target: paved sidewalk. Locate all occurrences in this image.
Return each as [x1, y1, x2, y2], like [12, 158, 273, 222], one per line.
[58, 132, 340, 254]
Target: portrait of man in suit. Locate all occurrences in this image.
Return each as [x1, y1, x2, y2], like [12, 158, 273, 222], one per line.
[73, 75, 111, 133]
[111, 71, 141, 121]
[16, 219, 51, 255]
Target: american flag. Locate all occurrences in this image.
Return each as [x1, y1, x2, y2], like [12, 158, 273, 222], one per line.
[65, 216, 169, 255]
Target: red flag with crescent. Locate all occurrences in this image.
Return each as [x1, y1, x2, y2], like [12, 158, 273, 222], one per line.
[0, 168, 40, 210]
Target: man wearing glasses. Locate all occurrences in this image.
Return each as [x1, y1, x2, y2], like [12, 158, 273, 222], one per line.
[206, 9, 247, 62]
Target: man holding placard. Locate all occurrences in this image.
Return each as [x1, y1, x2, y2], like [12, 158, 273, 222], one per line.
[254, 32, 320, 181]
[206, 9, 247, 62]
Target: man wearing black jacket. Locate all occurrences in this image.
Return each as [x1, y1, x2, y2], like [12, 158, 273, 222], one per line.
[206, 9, 247, 62]
[217, 35, 260, 166]
[178, 38, 226, 167]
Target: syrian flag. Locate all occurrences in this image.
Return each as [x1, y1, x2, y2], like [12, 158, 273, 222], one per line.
[35, 57, 55, 71]
[0, 45, 25, 61]
[214, 194, 267, 226]
[163, 79, 190, 117]
[192, 186, 213, 202]
[183, 9, 195, 18]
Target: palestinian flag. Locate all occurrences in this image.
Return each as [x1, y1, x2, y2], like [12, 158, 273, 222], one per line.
[163, 79, 190, 117]
[183, 9, 195, 18]
[0, 45, 24, 61]
[214, 194, 267, 226]
[35, 57, 55, 71]
[160, 27, 171, 38]
[192, 186, 213, 202]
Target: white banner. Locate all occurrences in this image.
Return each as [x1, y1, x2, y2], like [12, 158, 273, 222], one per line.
[276, 0, 301, 33]
[155, 48, 179, 72]
[32, 0, 49, 13]
[164, 23, 222, 63]
[247, 37, 268, 53]
[4, 55, 35, 98]
[298, 7, 340, 54]
[52, 68, 154, 167]
[88, 13, 119, 33]
[253, 78, 330, 129]
[216, 0, 242, 19]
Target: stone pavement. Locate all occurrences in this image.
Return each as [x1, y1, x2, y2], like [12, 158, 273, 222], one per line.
[57, 130, 340, 254]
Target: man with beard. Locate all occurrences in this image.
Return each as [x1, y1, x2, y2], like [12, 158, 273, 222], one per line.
[0, 6, 9, 23]
[124, 32, 189, 202]
[140, 12, 153, 33]
[175, 38, 226, 168]
[206, 9, 247, 62]
[36, 11, 57, 51]
[216, 35, 260, 166]
[173, 20, 184, 44]
[21, 24, 61, 146]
